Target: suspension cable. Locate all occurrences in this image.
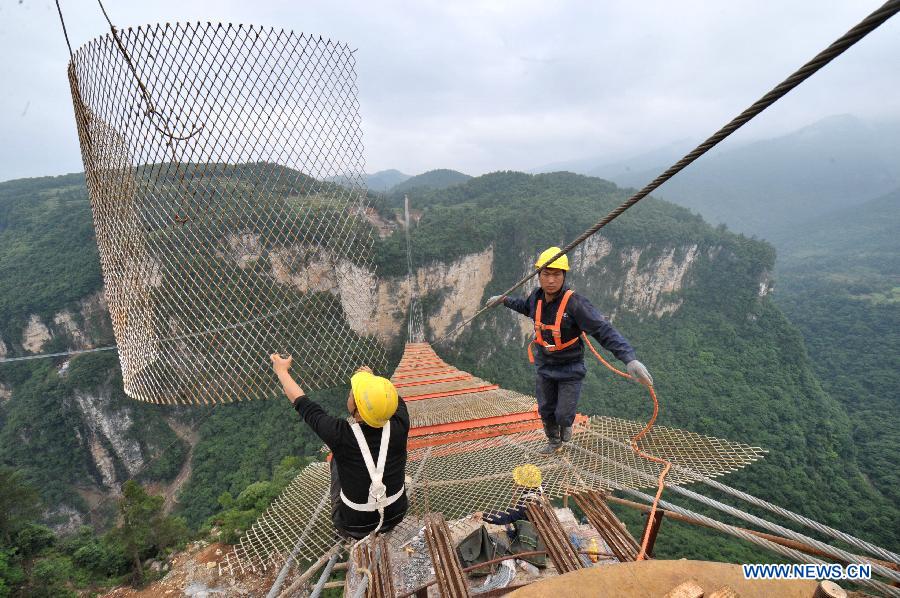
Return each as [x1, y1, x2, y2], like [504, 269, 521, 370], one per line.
[436, 0, 900, 345]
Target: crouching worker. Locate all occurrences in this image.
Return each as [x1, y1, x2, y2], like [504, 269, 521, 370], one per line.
[270, 355, 409, 539]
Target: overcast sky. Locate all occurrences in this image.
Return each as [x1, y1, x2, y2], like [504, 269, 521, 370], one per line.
[1, 0, 898, 182]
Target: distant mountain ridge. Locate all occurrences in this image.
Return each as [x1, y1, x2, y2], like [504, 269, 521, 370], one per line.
[326, 169, 411, 192]
[607, 115, 900, 238]
[389, 168, 471, 194]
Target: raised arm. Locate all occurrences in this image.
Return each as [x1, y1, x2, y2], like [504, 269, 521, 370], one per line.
[270, 354, 344, 447]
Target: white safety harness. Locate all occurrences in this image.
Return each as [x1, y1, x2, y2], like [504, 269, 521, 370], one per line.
[340, 422, 404, 514]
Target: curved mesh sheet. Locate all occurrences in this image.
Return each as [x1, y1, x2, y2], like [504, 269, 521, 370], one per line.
[67, 23, 385, 404]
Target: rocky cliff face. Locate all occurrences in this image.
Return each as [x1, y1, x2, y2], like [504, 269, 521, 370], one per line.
[15, 291, 112, 354]
[74, 387, 145, 483]
[371, 246, 495, 343]
[490, 238, 711, 346]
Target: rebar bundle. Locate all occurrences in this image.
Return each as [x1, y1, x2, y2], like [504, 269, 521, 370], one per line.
[67, 23, 385, 404]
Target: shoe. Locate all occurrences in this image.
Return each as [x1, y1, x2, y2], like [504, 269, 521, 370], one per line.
[560, 426, 573, 443]
[539, 422, 562, 454]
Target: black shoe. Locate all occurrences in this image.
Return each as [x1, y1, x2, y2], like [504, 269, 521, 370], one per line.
[540, 422, 562, 454]
[560, 426, 573, 443]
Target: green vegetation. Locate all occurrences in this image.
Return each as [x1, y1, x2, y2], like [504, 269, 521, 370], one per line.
[0, 174, 101, 342]
[402, 171, 897, 553]
[0, 166, 896, 593]
[0, 466, 185, 596]
[773, 188, 900, 514]
[205, 455, 310, 544]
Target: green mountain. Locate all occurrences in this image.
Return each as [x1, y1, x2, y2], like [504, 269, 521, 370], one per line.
[325, 169, 411, 192]
[366, 169, 411, 192]
[389, 168, 471, 194]
[773, 188, 900, 510]
[0, 169, 896, 563]
[609, 115, 900, 239]
[385, 171, 898, 553]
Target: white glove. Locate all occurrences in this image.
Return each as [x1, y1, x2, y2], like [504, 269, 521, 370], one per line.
[626, 360, 653, 386]
[486, 295, 506, 307]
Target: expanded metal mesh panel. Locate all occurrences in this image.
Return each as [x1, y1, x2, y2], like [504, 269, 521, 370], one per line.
[67, 23, 384, 404]
[407, 389, 536, 428]
[229, 416, 765, 572]
[227, 343, 765, 573]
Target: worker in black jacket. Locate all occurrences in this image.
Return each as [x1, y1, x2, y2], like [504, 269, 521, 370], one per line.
[271, 355, 409, 539]
[487, 246, 653, 454]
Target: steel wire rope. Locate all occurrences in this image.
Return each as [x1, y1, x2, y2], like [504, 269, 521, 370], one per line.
[435, 0, 900, 345]
[564, 435, 900, 585]
[581, 332, 900, 566]
[532, 435, 900, 597]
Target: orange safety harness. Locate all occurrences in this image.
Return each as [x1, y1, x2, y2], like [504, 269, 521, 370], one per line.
[527, 289, 580, 363]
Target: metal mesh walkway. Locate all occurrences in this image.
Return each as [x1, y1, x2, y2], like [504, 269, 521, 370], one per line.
[224, 343, 765, 574]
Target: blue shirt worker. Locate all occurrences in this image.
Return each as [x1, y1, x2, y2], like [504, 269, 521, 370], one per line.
[487, 247, 653, 454]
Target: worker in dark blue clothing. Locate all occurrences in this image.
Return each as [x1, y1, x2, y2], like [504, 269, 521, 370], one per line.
[488, 246, 653, 454]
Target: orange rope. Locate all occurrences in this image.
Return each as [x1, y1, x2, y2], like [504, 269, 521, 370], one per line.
[581, 333, 671, 560]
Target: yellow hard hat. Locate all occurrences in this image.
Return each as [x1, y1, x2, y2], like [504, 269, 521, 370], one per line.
[512, 464, 543, 488]
[350, 371, 399, 428]
[535, 247, 569, 271]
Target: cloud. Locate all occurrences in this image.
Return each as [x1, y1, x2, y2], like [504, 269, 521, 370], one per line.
[0, 0, 897, 182]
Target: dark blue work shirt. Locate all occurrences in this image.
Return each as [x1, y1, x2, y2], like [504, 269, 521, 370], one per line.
[504, 286, 636, 377]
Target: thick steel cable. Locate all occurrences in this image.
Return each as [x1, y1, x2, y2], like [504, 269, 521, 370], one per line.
[568, 434, 900, 585]
[0, 345, 118, 364]
[436, 0, 900, 344]
[582, 337, 900, 565]
[620, 487, 900, 598]
[537, 434, 899, 596]
[308, 552, 341, 598]
[584, 425, 900, 566]
[692, 468, 900, 565]
[507, 433, 900, 595]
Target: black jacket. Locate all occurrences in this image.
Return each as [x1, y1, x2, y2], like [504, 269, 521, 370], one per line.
[293, 395, 409, 532]
[504, 286, 636, 368]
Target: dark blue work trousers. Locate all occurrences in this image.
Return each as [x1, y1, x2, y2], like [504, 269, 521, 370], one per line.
[535, 360, 585, 427]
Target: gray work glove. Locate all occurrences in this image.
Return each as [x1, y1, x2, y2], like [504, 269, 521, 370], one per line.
[626, 360, 653, 386]
[486, 295, 506, 307]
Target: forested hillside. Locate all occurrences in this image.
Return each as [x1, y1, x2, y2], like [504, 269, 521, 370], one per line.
[773, 188, 900, 510]
[0, 169, 896, 587]
[384, 171, 899, 555]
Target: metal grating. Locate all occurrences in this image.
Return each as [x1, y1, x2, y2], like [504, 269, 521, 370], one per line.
[407, 389, 536, 428]
[67, 23, 384, 404]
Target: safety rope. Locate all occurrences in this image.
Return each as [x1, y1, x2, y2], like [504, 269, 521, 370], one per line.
[582, 333, 669, 561]
[436, 0, 900, 345]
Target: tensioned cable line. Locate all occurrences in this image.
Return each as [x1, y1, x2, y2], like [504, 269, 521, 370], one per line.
[436, 0, 900, 345]
[0, 345, 119, 364]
